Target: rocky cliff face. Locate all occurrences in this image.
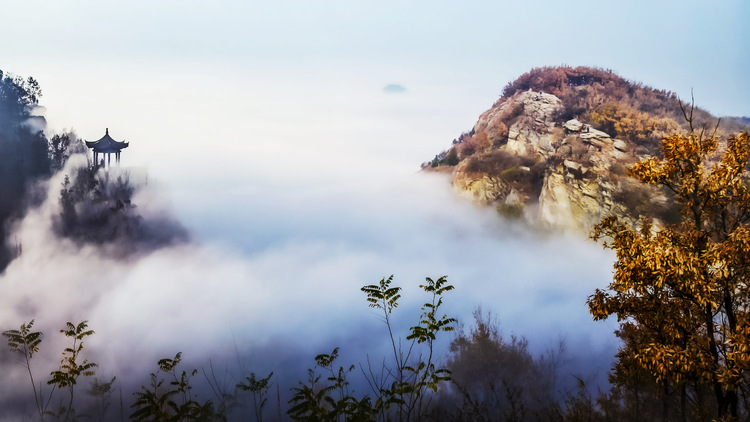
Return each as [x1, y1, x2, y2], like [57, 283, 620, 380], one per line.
[449, 89, 659, 232]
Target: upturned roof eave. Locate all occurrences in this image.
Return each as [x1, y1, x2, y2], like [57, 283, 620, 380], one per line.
[85, 131, 129, 152]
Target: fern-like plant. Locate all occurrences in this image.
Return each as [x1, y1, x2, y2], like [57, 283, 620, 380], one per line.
[131, 352, 217, 421]
[237, 371, 274, 422]
[3, 320, 51, 420]
[48, 320, 97, 422]
[361, 275, 456, 421]
[288, 347, 375, 422]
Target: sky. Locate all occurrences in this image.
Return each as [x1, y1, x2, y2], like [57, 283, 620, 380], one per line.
[0, 0, 747, 414]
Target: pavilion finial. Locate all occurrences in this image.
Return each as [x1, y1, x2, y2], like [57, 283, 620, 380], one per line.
[106, 128, 109, 135]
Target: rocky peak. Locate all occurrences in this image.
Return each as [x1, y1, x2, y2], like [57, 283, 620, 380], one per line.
[429, 66, 749, 234]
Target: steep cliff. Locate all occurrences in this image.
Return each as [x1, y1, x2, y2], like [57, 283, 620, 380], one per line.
[429, 66, 748, 232]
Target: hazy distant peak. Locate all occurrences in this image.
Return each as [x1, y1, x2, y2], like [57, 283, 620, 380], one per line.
[383, 83, 406, 94]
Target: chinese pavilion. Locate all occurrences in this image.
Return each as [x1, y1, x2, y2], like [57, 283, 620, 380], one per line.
[85, 128, 129, 168]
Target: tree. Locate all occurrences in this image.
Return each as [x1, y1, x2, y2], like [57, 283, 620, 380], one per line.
[361, 275, 456, 421]
[48, 321, 97, 422]
[237, 372, 274, 422]
[0, 71, 41, 122]
[87, 376, 117, 420]
[131, 352, 217, 421]
[287, 276, 456, 422]
[0, 70, 50, 271]
[443, 308, 557, 421]
[443, 147, 459, 166]
[287, 348, 375, 422]
[2, 320, 50, 421]
[588, 124, 750, 419]
[49, 133, 73, 172]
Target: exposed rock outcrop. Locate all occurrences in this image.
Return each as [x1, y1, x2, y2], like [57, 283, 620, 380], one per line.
[449, 89, 649, 232]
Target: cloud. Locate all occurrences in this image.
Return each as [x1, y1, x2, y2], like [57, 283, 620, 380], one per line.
[0, 163, 619, 414]
[0, 63, 621, 417]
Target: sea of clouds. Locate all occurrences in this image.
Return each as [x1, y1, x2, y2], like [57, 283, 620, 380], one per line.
[0, 65, 620, 416]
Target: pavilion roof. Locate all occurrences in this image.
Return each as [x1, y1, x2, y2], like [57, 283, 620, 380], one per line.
[85, 128, 129, 153]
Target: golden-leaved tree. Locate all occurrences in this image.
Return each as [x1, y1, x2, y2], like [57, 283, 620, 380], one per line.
[588, 125, 750, 420]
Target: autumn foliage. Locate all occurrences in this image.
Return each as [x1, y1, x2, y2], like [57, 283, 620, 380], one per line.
[589, 102, 681, 146]
[589, 129, 750, 420]
[496, 66, 744, 152]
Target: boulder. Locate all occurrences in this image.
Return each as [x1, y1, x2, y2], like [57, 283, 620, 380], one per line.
[613, 139, 627, 151]
[563, 159, 580, 171]
[564, 119, 583, 132]
[580, 125, 611, 139]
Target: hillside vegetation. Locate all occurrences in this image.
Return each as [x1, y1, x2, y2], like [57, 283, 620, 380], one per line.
[0, 69, 187, 272]
[426, 66, 750, 231]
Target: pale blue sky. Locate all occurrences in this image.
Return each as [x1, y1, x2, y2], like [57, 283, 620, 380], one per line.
[2, 0, 748, 116]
